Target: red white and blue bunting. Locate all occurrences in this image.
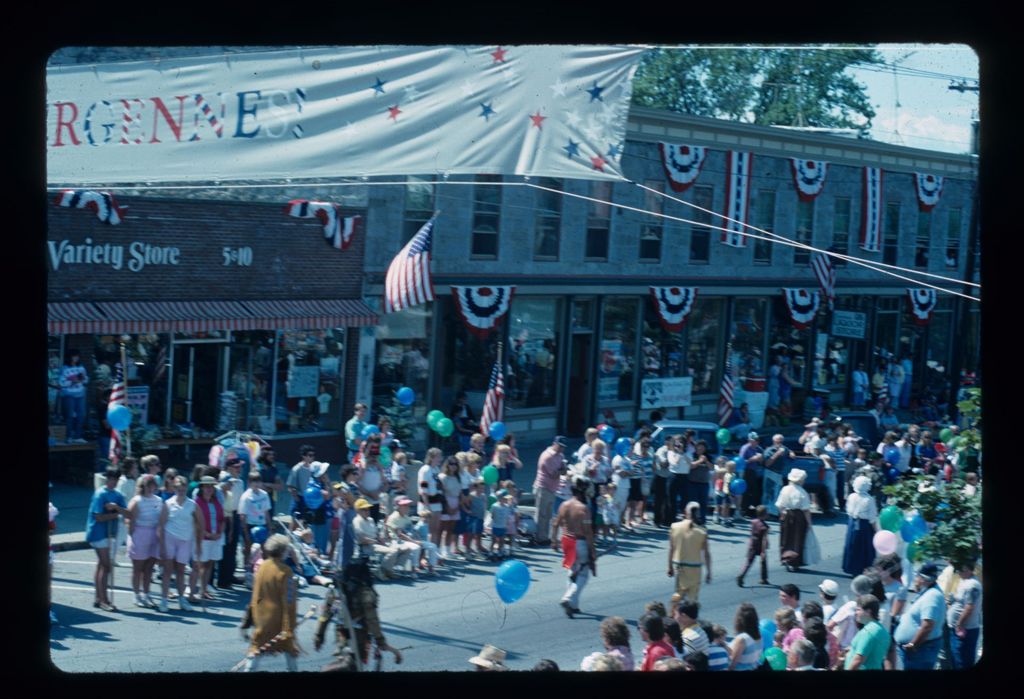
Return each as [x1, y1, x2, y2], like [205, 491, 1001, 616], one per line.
[914, 173, 944, 212]
[722, 151, 754, 247]
[790, 159, 829, 201]
[907, 288, 938, 325]
[284, 199, 360, 251]
[658, 143, 707, 192]
[860, 167, 884, 253]
[450, 286, 515, 338]
[649, 286, 698, 332]
[53, 190, 125, 225]
[781, 288, 820, 330]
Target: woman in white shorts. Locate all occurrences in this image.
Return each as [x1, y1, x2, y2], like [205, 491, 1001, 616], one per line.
[158, 476, 203, 612]
[126, 474, 166, 608]
[193, 475, 226, 602]
[417, 448, 444, 555]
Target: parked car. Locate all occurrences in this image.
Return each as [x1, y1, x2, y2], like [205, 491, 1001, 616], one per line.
[830, 411, 881, 452]
[648, 420, 723, 452]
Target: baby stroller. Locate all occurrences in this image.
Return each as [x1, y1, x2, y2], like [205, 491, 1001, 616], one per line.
[270, 514, 335, 587]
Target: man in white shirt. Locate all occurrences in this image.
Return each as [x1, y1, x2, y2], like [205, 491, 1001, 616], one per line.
[384, 497, 421, 574]
[217, 456, 247, 589]
[237, 471, 272, 572]
[286, 445, 316, 518]
[352, 498, 398, 579]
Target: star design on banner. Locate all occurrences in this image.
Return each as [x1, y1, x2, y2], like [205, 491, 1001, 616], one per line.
[586, 81, 605, 102]
[529, 111, 547, 129]
[479, 102, 496, 121]
[591, 154, 607, 172]
[549, 78, 568, 98]
[371, 77, 387, 95]
[563, 139, 580, 158]
[387, 105, 402, 122]
[607, 141, 623, 160]
[404, 84, 422, 102]
[564, 110, 582, 129]
[461, 78, 478, 97]
[491, 46, 508, 63]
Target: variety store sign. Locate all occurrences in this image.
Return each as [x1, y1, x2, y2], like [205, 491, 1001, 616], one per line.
[47, 237, 181, 272]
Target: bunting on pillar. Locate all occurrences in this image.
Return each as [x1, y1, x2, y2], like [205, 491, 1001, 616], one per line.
[649, 286, 698, 332]
[914, 174, 944, 212]
[907, 288, 938, 325]
[781, 288, 820, 330]
[722, 151, 753, 247]
[790, 159, 829, 201]
[658, 143, 707, 192]
[450, 286, 515, 338]
[860, 167, 884, 252]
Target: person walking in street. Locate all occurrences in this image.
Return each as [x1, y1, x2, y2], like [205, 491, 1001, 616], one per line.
[842, 476, 878, 575]
[534, 436, 568, 547]
[667, 502, 711, 605]
[158, 475, 203, 612]
[893, 562, 947, 670]
[552, 476, 597, 618]
[946, 558, 982, 669]
[776, 468, 813, 571]
[243, 534, 300, 672]
[86, 467, 130, 612]
[736, 505, 770, 587]
[59, 348, 89, 443]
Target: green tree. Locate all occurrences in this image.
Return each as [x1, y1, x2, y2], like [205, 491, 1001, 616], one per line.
[632, 46, 881, 130]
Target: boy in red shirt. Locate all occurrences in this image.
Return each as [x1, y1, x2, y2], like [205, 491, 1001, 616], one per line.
[736, 505, 770, 587]
[638, 612, 676, 671]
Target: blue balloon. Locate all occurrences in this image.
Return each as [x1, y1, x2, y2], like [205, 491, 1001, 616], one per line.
[250, 526, 268, 545]
[733, 456, 746, 473]
[362, 424, 381, 439]
[489, 421, 507, 441]
[304, 483, 325, 509]
[107, 404, 132, 431]
[494, 559, 531, 604]
[886, 467, 900, 485]
[759, 618, 777, 642]
[730, 478, 747, 495]
[615, 437, 632, 457]
[884, 446, 902, 466]
[900, 513, 928, 543]
[599, 425, 616, 444]
[397, 386, 415, 406]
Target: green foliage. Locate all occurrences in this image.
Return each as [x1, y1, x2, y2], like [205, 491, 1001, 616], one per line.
[377, 395, 414, 444]
[954, 387, 982, 458]
[882, 477, 981, 569]
[632, 46, 881, 130]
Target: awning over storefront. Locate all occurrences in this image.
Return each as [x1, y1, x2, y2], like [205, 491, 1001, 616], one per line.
[47, 299, 378, 334]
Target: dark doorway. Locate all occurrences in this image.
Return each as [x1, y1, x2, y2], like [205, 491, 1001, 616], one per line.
[171, 344, 223, 431]
[566, 333, 593, 436]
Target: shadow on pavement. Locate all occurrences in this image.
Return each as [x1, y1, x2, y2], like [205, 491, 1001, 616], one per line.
[379, 622, 487, 654]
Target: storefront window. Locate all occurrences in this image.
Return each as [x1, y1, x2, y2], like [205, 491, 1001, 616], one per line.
[874, 297, 901, 368]
[439, 297, 499, 411]
[769, 296, 810, 400]
[274, 329, 346, 434]
[812, 327, 847, 389]
[641, 299, 685, 379]
[687, 297, 724, 394]
[507, 297, 560, 409]
[729, 298, 768, 383]
[599, 297, 638, 403]
[95, 333, 171, 430]
[373, 304, 431, 443]
[925, 301, 954, 396]
[228, 331, 276, 433]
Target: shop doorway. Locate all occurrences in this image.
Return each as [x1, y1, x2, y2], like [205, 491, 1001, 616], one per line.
[565, 333, 593, 436]
[171, 343, 224, 431]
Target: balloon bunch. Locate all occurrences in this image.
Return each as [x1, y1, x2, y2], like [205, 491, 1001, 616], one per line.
[427, 409, 454, 438]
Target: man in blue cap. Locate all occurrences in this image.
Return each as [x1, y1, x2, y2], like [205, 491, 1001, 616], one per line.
[893, 562, 947, 670]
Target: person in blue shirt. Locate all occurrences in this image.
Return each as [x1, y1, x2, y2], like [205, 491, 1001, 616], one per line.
[893, 562, 947, 670]
[87, 467, 130, 611]
[914, 431, 939, 477]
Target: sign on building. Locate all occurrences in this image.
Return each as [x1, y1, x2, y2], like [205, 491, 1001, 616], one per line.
[640, 376, 693, 409]
[831, 310, 867, 339]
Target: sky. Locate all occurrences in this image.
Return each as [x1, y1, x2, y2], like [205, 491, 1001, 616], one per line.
[846, 43, 979, 155]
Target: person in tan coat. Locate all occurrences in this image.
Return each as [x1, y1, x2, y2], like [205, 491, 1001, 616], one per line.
[667, 502, 711, 604]
[244, 534, 299, 671]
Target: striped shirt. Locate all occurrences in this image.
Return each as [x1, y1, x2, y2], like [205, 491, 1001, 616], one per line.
[682, 623, 710, 657]
[730, 633, 762, 671]
[706, 643, 730, 671]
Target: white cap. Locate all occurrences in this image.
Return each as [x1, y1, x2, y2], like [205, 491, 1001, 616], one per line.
[818, 579, 840, 597]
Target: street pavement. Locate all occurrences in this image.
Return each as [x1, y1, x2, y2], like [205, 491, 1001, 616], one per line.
[49, 510, 855, 673]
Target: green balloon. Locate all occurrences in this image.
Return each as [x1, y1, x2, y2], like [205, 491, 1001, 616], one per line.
[879, 505, 903, 532]
[379, 445, 392, 467]
[482, 464, 500, 485]
[764, 646, 787, 671]
[716, 428, 731, 445]
[939, 428, 954, 443]
[437, 417, 454, 437]
[488, 495, 497, 508]
[427, 409, 444, 429]
[906, 541, 922, 562]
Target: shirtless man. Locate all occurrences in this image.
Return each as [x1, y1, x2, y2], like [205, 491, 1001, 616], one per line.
[551, 476, 597, 619]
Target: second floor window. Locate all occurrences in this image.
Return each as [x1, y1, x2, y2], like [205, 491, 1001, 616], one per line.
[946, 208, 962, 268]
[533, 178, 562, 259]
[883, 202, 900, 266]
[753, 190, 775, 264]
[403, 176, 435, 242]
[915, 211, 931, 268]
[832, 197, 851, 267]
[689, 185, 712, 263]
[639, 179, 664, 261]
[795, 199, 813, 266]
[472, 174, 501, 258]
[586, 180, 612, 260]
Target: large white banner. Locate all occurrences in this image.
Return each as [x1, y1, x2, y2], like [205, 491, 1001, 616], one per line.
[47, 45, 643, 185]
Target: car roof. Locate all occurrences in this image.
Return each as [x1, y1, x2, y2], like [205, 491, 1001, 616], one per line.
[652, 420, 721, 431]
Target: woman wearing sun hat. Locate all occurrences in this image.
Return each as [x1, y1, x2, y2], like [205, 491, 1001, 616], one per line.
[842, 476, 878, 575]
[776, 468, 813, 571]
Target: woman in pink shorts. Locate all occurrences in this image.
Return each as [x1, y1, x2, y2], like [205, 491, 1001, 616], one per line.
[157, 476, 203, 612]
[126, 474, 166, 608]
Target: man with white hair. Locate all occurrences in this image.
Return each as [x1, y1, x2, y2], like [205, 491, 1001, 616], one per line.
[667, 502, 711, 604]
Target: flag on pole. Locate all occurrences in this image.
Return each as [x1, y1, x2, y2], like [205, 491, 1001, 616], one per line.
[717, 347, 735, 427]
[811, 252, 836, 310]
[385, 215, 437, 313]
[479, 353, 505, 438]
[108, 362, 125, 464]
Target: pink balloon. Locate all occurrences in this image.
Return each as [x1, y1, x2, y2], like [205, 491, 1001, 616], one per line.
[873, 530, 898, 556]
[208, 444, 224, 466]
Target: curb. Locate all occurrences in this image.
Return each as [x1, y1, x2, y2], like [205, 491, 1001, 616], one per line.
[53, 540, 92, 553]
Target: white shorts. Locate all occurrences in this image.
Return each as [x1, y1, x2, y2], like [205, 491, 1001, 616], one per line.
[90, 537, 114, 549]
[164, 533, 195, 565]
[198, 536, 224, 562]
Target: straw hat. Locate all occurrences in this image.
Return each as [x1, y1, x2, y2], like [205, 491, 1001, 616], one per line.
[468, 644, 508, 670]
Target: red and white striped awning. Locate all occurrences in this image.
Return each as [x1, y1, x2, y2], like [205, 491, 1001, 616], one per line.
[47, 299, 377, 334]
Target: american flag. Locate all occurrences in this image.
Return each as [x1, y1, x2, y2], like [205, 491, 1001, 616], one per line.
[811, 252, 836, 310]
[108, 362, 126, 464]
[385, 215, 436, 313]
[717, 347, 735, 427]
[479, 357, 505, 437]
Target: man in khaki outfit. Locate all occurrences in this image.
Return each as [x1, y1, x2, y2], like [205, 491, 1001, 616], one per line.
[667, 501, 711, 604]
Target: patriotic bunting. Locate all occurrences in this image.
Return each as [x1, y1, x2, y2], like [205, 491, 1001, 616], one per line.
[722, 151, 753, 247]
[285, 199, 360, 250]
[781, 288, 821, 330]
[385, 216, 436, 313]
[907, 288, 938, 325]
[649, 286, 698, 332]
[790, 159, 828, 201]
[450, 286, 515, 338]
[658, 143, 707, 192]
[860, 167, 884, 252]
[810, 253, 836, 311]
[914, 174, 944, 212]
[53, 190, 125, 225]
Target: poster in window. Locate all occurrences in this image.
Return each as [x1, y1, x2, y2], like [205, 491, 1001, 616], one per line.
[319, 356, 340, 380]
[287, 365, 320, 398]
[126, 386, 150, 425]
